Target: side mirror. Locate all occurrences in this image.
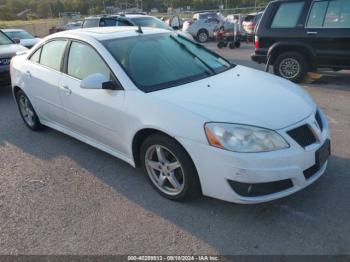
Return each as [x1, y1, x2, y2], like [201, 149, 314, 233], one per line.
[80, 73, 122, 90]
[13, 38, 20, 44]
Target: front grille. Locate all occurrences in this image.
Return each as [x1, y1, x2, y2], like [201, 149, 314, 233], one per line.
[315, 110, 323, 131]
[287, 124, 316, 148]
[228, 179, 293, 197]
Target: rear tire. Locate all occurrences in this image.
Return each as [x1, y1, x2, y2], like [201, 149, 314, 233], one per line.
[16, 90, 44, 131]
[197, 29, 209, 43]
[273, 52, 308, 83]
[140, 134, 201, 202]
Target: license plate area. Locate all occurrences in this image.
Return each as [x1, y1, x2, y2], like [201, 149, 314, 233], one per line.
[0, 58, 11, 66]
[316, 139, 331, 169]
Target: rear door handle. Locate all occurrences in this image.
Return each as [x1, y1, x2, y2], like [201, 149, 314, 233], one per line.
[307, 31, 318, 35]
[25, 70, 32, 78]
[60, 85, 72, 95]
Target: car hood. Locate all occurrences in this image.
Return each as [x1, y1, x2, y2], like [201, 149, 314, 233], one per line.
[0, 44, 28, 57]
[151, 66, 315, 130]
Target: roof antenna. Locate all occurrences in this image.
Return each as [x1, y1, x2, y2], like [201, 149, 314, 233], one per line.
[136, 24, 143, 34]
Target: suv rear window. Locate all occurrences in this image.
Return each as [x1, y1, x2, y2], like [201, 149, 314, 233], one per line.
[271, 2, 304, 28]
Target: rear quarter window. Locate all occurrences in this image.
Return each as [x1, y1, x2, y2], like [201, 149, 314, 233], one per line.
[271, 2, 304, 28]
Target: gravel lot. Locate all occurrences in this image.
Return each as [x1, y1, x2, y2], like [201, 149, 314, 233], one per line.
[0, 43, 349, 255]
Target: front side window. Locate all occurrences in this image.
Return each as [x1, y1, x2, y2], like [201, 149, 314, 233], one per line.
[307, 1, 329, 27]
[103, 33, 232, 92]
[271, 2, 304, 28]
[83, 19, 99, 28]
[324, 0, 350, 28]
[0, 31, 13, 45]
[40, 40, 67, 71]
[67, 41, 111, 80]
[100, 18, 117, 27]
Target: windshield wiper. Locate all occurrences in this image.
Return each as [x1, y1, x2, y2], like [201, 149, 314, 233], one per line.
[170, 35, 215, 75]
[177, 34, 235, 69]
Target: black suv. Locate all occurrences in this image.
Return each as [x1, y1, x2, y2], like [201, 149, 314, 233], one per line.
[252, 0, 350, 82]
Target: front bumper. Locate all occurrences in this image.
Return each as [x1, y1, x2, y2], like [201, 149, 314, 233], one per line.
[177, 110, 330, 204]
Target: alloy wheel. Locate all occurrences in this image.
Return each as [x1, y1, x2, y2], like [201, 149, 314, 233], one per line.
[145, 145, 185, 196]
[18, 94, 35, 127]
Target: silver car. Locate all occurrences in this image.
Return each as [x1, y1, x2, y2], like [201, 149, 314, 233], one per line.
[0, 30, 27, 84]
[182, 12, 224, 43]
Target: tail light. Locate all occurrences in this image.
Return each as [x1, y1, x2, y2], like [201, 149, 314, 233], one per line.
[254, 36, 260, 49]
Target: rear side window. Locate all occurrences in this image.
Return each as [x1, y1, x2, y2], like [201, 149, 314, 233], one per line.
[307, 1, 329, 27]
[67, 41, 111, 80]
[40, 40, 67, 71]
[324, 0, 350, 28]
[271, 2, 304, 28]
[117, 19, 133, 26]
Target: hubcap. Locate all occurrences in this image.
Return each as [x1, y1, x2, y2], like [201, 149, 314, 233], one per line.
[279, 58, 300, 79]
[145, 145, 184, 196]
[198, 32, 208, 42]
[19, 95, 35, 127]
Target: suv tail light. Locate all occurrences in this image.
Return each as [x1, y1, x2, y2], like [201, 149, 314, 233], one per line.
[254, 36, 260, 49]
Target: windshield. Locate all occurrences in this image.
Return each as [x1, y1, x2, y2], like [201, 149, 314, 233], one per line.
[0, 31, 14, 45]
[103, 33, 233, 92]
[5, 30, 34, 40]
[130, 17, 170, 30]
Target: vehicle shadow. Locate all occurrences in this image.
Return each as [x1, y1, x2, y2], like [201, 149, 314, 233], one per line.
[1, 86, 350, 254]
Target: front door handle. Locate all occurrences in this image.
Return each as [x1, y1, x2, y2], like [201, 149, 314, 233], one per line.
[307, 31, 318, 35]
[60, 85, 72, 95]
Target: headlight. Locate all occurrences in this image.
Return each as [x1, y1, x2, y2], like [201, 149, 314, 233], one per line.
[205, 123, 289, 153]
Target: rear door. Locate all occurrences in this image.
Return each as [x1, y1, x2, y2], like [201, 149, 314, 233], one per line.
[25, 40, 69, 125]
[305, 0, 350, 67]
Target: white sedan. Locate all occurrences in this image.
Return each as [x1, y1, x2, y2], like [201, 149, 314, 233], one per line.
[10, 27, 331, 204]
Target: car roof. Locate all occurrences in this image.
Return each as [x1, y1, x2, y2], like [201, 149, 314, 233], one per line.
[2, 28, 25, 32]
[84, 14, 153, 20]
[50, 26, 169, 42]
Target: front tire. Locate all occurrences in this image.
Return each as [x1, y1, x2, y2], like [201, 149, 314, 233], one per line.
[273, 52, 308, 83]
[16, 90, 44, 131]
[140, 134, 201, 201]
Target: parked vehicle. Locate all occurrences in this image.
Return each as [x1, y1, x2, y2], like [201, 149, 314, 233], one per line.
[11, 27, 330, 204]
[0, 30, 27, 84]
[64, 21, 83, 30]
[2, 29, 40, 49]
[252, 0, 350, 82]
[182, 12, 225, 43]
[242, 12, 263, 36]
[82, 14, 193, 40]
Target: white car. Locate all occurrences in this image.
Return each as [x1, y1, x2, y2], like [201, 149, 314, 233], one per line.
[3, 29, 41, 49]
[10, 27, 331, 204]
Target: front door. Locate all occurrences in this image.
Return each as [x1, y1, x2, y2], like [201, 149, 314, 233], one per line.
[59, 41, 128, 155]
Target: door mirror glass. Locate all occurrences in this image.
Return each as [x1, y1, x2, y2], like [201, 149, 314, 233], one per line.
[81, 73, 122, 90]
[13, 38, 21, 44]
[81, 73, 109, 89]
